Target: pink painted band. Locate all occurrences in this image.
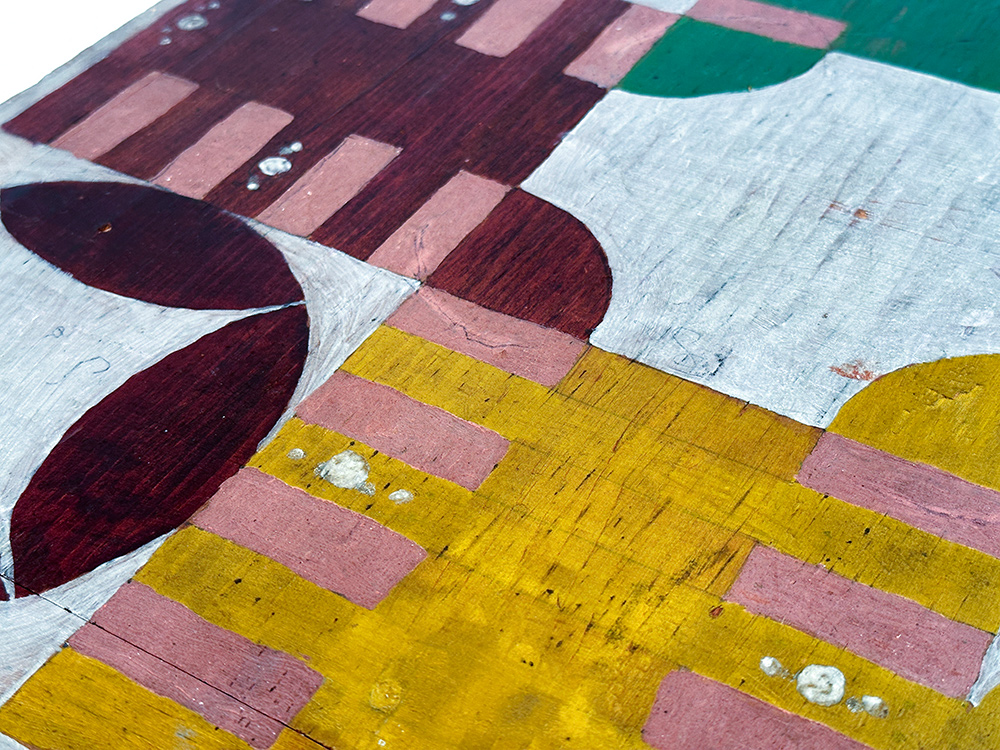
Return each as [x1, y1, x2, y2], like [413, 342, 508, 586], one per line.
[357, 0, 437, 29]
[71, 582, 322, 749]
[726, 546, 991, 697]
[257, 134, 401, 237]
[455, 0, 566, 57]
[367, 170, 509, 280]
[798, 432, 1000, 560]
[387, 287, 585, 387]
[687, 0, 846, 49]
[192, 468, 427, 608]
[297, 370, 510, 490]
[644, 670, 870, 750]
[153, 101, 293, 199]
[564, 5, 679, 88]
[52, 72, 198, 161]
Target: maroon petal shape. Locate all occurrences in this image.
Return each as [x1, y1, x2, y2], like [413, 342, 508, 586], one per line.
[9, 305, 309, 595]
[0, 181, 303, 310]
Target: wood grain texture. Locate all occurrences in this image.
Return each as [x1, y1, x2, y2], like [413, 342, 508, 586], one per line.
[643, 670, 870, 750]
[50, 72, 198, 161]
[297, 370, 510, 490]
[0, 180, 303, 310]
[726, 545, 992, 697]
[192, 468, 427, 608]
[386, 287, 586, 386]
[799, 432, 1000, 561]
[428, 189, 612, 339]
[10, 306, 307, 594]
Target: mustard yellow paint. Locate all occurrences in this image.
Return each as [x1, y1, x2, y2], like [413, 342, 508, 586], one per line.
[831, 354, 1000, 492]
[25, 330, 1000, 749]
[0, 649, 253, 750]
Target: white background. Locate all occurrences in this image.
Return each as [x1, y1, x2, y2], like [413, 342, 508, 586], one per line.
[0, 1, 161, 105]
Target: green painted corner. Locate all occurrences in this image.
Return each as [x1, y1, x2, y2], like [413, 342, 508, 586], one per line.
[617, 17, 824, 99]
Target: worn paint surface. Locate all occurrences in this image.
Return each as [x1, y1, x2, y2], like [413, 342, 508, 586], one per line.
[4, 0, 1000, 748]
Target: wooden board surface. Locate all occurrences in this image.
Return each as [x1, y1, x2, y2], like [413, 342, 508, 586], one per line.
[2, 0, 1000, 748]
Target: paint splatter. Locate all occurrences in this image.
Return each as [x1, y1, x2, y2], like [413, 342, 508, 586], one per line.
[177, 14, 209, 31]
[829, 360, 878, 381]
[759, 656, 788, 678]
[279, 141, 303, 156]
[862, 694, 888, 718]
[159, 37, 172, 45]
[389, 489, 414, 504]
[287, 448, 306, 460]
[258, 157, 292, 176]
[315, 450, 376, 496]
[441, 11, 457, 20]
[247, 176, 260, 191]
[796, 664, 845, 706]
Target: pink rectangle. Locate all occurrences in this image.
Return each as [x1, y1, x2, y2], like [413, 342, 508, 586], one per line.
[257, 134, 400, 236]
[297, 370, 510, 490]
[726, 546, 991, 697]
[387, 288, 585, 386]
[153, 101, 294, 199]
[357, 0, 438, 29]
[455, 0, 566, 57]
[564, 5, 679, 88]
[72, 582, 322, 748]
[192, 468, 427, 608]
[71, 624, 284, 749]
[798, 432, 1000, 560]
[52, 72, 198, 161]
[367, 170, 509, 280]
[687, 0, 846, 49]
[644, 671, 869, 750]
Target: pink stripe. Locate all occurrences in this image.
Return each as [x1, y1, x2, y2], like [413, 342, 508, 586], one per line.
[153, 101, 293, 199]
[726, 546, 991, 697]
[72, 624, 284, 749]
[455, 0, 566, 57]
[798, 432, 1000, 560]
[297, 370, 510, 490]
[387, 287, 585, 386]
[367, 170, 509, 280]
[257, 134, 400, 236]
[71, 582, 322, 748]
[357, 0, 437, 29]
[687, 0, 846, 49]
[192, 468, 427, 608]
[564, 6, 679, 88]
[51, 72, 198, 160]
[644, 671, 869, 750]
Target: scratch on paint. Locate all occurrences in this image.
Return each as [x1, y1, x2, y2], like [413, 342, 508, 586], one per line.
[829, 360, 877, 381]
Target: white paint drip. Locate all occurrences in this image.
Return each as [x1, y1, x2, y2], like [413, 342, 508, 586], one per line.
[247, 176, 260, 191]
[452, 0, 480, 5]
[845, 696, 863, 713]
[861, 695, 888, 718]
[389, 489, 414, 504]
[176, 13, 208, 30]
[523, 54, 1000, 427]
[279, 141, 303, 156]
[315, 450, 373, 493]
[159, 36, 172, 45]
[796, 664, 845, 707]
[258, 156, 292, 176]
[207, 0, 221, 8]
[759, 656, 787, 678]
[287, 448, 306, 460]
[441, 11, 457, 20]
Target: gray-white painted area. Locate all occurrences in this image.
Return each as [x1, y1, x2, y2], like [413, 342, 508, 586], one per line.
[251, 219, 418, 446]
[524, 53, 1000, 427]
[0, 535, 164, 705]
[970, 633, 1000, 705]
[0, 734, 27, 750]
[627, 0, 698, 13]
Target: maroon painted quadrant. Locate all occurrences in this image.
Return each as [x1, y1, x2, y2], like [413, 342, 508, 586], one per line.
[9, 305, 309, 596]
[0, 181, 303, 310]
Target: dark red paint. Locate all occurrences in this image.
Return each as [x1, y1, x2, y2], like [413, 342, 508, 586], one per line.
[9, 305, 308, 596]
[428, 190, 612, 339]
[1, 181, 303, 310]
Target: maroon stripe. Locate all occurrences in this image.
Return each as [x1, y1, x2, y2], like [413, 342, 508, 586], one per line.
[9, 306, 308, 595]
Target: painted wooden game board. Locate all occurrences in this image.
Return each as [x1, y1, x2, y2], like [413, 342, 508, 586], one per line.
[2, 0, 1000, 746]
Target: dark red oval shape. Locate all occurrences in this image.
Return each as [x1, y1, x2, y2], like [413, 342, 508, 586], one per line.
[0, 181, 303, 310]
[9, 305, 309, 595]
[428, 189, 611, 339]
